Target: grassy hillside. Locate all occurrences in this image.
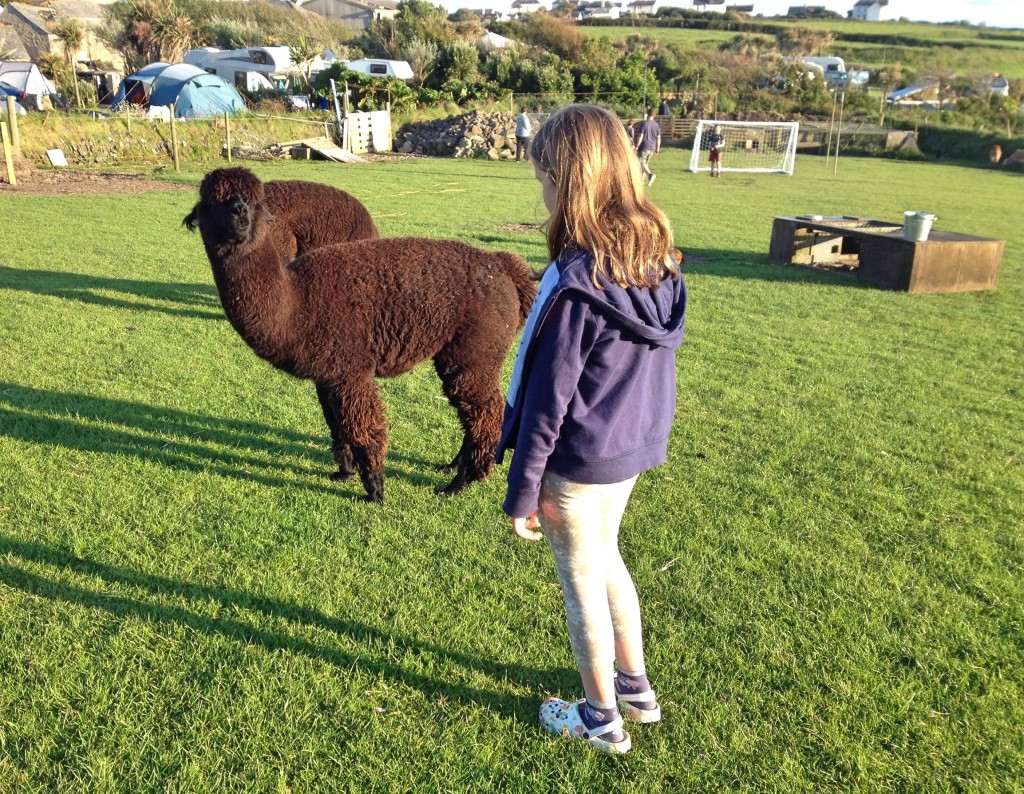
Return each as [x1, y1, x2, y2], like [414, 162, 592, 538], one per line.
[0, 152, 1022, 791]
[591, 20, 1024, 79]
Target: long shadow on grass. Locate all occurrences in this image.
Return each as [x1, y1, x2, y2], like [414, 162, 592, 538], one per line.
[376, 161, 532, 183]
[684, 249, 876, 288]
[0, 265, 223, 321]
[0, 382, 444, 498]
[0, 535, 568, 719]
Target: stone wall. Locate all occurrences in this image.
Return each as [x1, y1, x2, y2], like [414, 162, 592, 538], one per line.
[394, 109, 544, 160]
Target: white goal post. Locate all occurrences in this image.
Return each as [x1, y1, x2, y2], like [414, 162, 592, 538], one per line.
[689, 119, 800, 175]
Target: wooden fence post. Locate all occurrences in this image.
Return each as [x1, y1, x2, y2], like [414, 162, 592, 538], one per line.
[224, 112, 232, 162]
[1, 121, 16, 186]
[169, 103, 180, 172]
[6, 97, 20, 158]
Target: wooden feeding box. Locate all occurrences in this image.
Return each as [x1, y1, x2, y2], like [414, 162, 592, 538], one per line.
[769, 215, 1004, 293]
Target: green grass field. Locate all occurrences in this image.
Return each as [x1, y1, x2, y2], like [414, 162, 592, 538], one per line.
[592, 21, 1024, 78]
[1, 150, 1022, 792]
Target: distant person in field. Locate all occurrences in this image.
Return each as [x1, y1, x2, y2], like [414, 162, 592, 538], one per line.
[515, 106, 533, 163]
[708, 124, 724, 178]
[634, 108, 661, 187]
[658, 98, 670, 116]
[497, 104, 686, 755]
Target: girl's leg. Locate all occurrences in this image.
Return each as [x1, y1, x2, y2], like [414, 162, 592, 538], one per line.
[539, 473, 639, 707]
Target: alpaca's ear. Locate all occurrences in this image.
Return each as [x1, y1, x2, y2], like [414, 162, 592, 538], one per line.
[183, 205, 199, 231]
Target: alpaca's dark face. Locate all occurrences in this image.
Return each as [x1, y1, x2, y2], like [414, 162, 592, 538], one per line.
[185, 167, 272, 248]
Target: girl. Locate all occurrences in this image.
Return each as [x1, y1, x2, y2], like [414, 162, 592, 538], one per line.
[496, 105, 687, 755]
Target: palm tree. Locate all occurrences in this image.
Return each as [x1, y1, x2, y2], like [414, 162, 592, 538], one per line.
[52, 15, 84, 108]
[289, 36, 322, 91]
[152, 13, 195, 65]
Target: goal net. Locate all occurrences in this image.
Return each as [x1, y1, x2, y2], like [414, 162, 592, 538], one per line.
[689, 119, 799, 175]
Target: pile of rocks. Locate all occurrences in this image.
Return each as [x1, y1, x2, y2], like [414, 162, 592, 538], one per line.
[394, 109, 540, 159]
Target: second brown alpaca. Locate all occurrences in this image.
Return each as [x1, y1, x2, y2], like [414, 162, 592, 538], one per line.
[186, 171, 380, 481]
[186, 167, 537, 502]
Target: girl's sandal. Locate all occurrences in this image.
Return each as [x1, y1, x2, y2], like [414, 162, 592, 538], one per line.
[616, 688, 662, 724]
[538, 698, 631, 755]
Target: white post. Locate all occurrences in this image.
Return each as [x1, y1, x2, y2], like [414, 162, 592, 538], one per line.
[833, 90, 846, 176]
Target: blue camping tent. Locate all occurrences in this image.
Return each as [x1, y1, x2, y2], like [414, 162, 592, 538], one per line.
[112, 62, 246, 118]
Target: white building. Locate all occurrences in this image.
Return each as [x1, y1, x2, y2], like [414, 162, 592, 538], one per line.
[850, 0, 888, 21]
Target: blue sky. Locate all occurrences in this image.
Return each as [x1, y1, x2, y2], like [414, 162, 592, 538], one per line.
[437, 1, 1024, 30]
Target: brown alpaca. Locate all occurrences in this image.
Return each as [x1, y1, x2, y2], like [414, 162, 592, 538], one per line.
[186, 167, 537, 502]
[185, 171, 380, 481]
[990, 144, 1003, 167]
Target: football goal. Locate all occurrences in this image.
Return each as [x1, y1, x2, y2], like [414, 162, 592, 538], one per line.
[689, 119, 800, 175]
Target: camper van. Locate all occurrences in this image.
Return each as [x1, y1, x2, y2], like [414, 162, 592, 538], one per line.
[801, 56, 847, 84]
[343, 59, 414, 81]
[183, 47, 323, 92]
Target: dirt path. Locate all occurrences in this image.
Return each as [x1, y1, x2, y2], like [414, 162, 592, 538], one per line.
[0, 161, 190, 196]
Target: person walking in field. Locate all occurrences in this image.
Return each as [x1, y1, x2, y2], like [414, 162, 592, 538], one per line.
[708, 124, 725, 177]
[634, 107, 661, 186]
[515, 106, 533, 162]
[497, 104, 687, 755]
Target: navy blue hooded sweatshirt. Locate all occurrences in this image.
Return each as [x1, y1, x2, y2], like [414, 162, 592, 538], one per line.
[497, 249, 687, 518]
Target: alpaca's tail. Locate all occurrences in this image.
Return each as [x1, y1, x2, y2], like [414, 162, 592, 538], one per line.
[497, 252, 539, 331]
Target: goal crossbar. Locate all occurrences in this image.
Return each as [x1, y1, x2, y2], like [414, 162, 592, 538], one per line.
[689, 119, 799, 175]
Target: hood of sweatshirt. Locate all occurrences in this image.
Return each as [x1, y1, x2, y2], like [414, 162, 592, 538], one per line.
[556, 250, 687, 349]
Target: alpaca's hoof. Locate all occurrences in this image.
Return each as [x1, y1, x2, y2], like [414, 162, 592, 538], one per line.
[362, 493, 384, 504]
[329, 466, 357, 481]
[438, 480, 469, 498]
[361, 472, 384, 503]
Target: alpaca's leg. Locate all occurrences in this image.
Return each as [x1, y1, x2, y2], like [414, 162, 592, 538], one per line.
[434, 354, 504, 497]
[329, 377, 388, 503]
[315, 382, 356, 480]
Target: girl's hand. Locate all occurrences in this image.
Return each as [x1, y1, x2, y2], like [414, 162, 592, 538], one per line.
[513, 513, 543, 542]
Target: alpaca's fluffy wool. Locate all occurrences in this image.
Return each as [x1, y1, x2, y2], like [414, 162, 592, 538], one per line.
[186, 166, 537, 503]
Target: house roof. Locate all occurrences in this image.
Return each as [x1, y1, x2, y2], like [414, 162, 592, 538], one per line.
[0, 23, 31, 61]
[853, 0, 888, 6]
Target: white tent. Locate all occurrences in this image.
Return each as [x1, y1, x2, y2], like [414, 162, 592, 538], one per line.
[0, 62, 57, 99]
[477, 32, 516, 51]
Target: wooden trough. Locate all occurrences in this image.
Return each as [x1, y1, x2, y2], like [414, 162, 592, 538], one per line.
[769, 215, 1003, 293]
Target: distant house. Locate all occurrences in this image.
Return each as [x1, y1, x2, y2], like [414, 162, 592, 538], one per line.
[1, 0, 123, 69]
[693, 0, 726, 9]
[576, 1, 623, 19]
[293, 0, 399, 33]
[471, 8, 512, 23]
[511, 0, 545, 16]
[787, 5, 826, 16]
[850, 0, 888, 21]
[627, 0, 657, 15]
[727, 4, 754, 12]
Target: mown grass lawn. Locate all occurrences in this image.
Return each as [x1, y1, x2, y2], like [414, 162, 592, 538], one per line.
[0, 148, 1021, 792]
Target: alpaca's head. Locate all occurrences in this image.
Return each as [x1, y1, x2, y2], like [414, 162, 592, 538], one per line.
[184, 167, 271, 249]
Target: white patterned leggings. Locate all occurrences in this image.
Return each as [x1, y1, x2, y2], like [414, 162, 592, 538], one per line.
[538, 472, 643, 675]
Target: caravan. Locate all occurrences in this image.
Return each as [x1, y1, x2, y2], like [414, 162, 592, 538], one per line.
[801, 56, 847, 85]
[183, 47, 324, 92]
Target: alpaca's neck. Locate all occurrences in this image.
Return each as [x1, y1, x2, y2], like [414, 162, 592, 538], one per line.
[211, 233, 300, 369]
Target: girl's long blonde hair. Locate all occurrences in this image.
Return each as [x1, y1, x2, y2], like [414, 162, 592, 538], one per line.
[531, 104, 678, 289]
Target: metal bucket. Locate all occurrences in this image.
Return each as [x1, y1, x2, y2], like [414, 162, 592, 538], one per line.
[903, 211, 936, 241]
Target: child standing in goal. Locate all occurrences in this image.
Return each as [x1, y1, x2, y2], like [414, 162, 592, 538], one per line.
[709, 124, 724, 177]
[496, 104, 687, 755]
